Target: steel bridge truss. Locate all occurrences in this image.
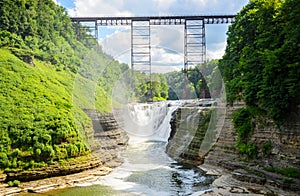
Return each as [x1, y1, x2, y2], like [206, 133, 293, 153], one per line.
[71, 15, 235, 72]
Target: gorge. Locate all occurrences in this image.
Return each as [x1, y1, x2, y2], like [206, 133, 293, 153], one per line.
[0, 0, 299, 195]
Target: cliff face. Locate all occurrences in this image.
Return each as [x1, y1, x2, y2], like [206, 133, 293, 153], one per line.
[204, 102, 300, 192]
[84, 109, 129, 167]
[166, 106, 212, 166]
[166, 101, 300, 192]
[204, 102, 300, 170]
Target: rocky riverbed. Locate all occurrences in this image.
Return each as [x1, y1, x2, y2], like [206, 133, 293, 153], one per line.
[198, 164, 300, 196]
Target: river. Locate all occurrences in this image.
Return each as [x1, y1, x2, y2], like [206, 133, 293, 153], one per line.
[23, 101, 217, 195]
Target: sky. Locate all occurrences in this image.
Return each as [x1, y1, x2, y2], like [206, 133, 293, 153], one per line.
[54, 0, 249, 73]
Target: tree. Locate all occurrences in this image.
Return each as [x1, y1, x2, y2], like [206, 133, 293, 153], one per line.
[219, 0, 300, 122]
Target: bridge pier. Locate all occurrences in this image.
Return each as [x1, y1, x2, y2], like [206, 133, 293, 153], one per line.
[184, 19, 206, 71]
[131, 20, 151, 73]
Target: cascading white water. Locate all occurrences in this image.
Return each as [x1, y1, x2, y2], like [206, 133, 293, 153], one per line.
[118, 101, 180, 143]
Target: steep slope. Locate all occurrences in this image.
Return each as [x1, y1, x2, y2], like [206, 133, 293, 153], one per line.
[0, 0, 129, 181]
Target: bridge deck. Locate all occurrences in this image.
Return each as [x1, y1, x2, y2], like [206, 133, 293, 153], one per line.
[70, 15, 236, 25]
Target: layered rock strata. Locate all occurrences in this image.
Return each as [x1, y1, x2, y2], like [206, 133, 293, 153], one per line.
[204, 102, 300, 193]
[84, 109, 129, 167]
[166, 100, 300, 193]
[166, 105, 212, 166]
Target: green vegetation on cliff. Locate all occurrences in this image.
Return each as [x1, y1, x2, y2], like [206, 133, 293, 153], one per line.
[220, 0, 300, 122]
[220, 0, 300, 159]
[0, 0, 130, 172]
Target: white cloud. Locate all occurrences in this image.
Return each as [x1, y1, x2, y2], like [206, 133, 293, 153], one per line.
[207, 42, 226, 60]
[69, 0, 133, 17]
[69, 0, 248, 17]
[101, 30, 131, 63]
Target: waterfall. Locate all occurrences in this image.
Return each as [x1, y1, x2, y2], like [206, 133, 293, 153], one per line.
[114, 101, 180, 143]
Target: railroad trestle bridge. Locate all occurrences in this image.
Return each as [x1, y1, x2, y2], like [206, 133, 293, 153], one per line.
[70, 15, 235, 73]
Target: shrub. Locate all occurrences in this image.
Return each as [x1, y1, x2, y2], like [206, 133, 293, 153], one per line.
[236, 141, 258, 159]
[233, 107, 259, 158]
[0, 152, 10, 168]
[7, 180, 20, 187]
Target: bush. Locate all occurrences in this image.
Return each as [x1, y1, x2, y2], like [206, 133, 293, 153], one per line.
[7, 180, 20, 187]
[0, 152, 10, 168]
[232, 107, 256, 140]
[236, 141, 258, 159]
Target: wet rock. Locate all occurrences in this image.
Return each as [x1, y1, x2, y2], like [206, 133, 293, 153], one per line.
[27, 184, 59, 193]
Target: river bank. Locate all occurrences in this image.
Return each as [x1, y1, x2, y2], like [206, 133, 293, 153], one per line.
[1, 162, 298, 196]
[0, 161, 116, 195]
[198, 164, 300, 196]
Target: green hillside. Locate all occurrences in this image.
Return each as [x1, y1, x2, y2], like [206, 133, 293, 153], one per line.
[0, 48, 90, 169]
[0, 0, 127, 172]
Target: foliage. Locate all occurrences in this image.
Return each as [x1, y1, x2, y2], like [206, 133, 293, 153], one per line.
[0, 0, 129, 172]
[282, 177, 293, 184]
[233, 107, 254, 140]
[7, 180, 20, 187]
[166, 60, 219, 100]
[232, 107, 261, 158]
[133, 72, 169, 102]
[235, 141, 257, 159]
[0, 49, 90, 169]
[261, 141, 272, 155]
[264, 167, 300, 179]
[219, 0, 300, 122]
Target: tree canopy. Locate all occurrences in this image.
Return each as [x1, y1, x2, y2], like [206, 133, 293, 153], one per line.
[219, 0, 300, 122]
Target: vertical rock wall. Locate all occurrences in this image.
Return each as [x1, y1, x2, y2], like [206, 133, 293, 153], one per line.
[166, 101, 300, 171]
[204, 102, 300, 170]
[166, 106, 211, 166]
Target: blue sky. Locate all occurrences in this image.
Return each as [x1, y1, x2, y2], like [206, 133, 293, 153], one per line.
[54, 0, 249, 72]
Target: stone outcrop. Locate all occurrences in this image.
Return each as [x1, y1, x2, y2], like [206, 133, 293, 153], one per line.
[167, 100, 300, 193]
[5, 155, 102, 182]
[204, 102, 300, 170]
[203, 102, 242, 167]
[166, 105, 212, 166]
[83, 109, 129, 167]
[203, 102, 300, 193]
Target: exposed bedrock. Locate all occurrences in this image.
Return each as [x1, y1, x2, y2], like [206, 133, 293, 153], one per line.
[84, 109, 129, 167]
[166, 101, 300, 193]
[166, 106, 212, 166]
